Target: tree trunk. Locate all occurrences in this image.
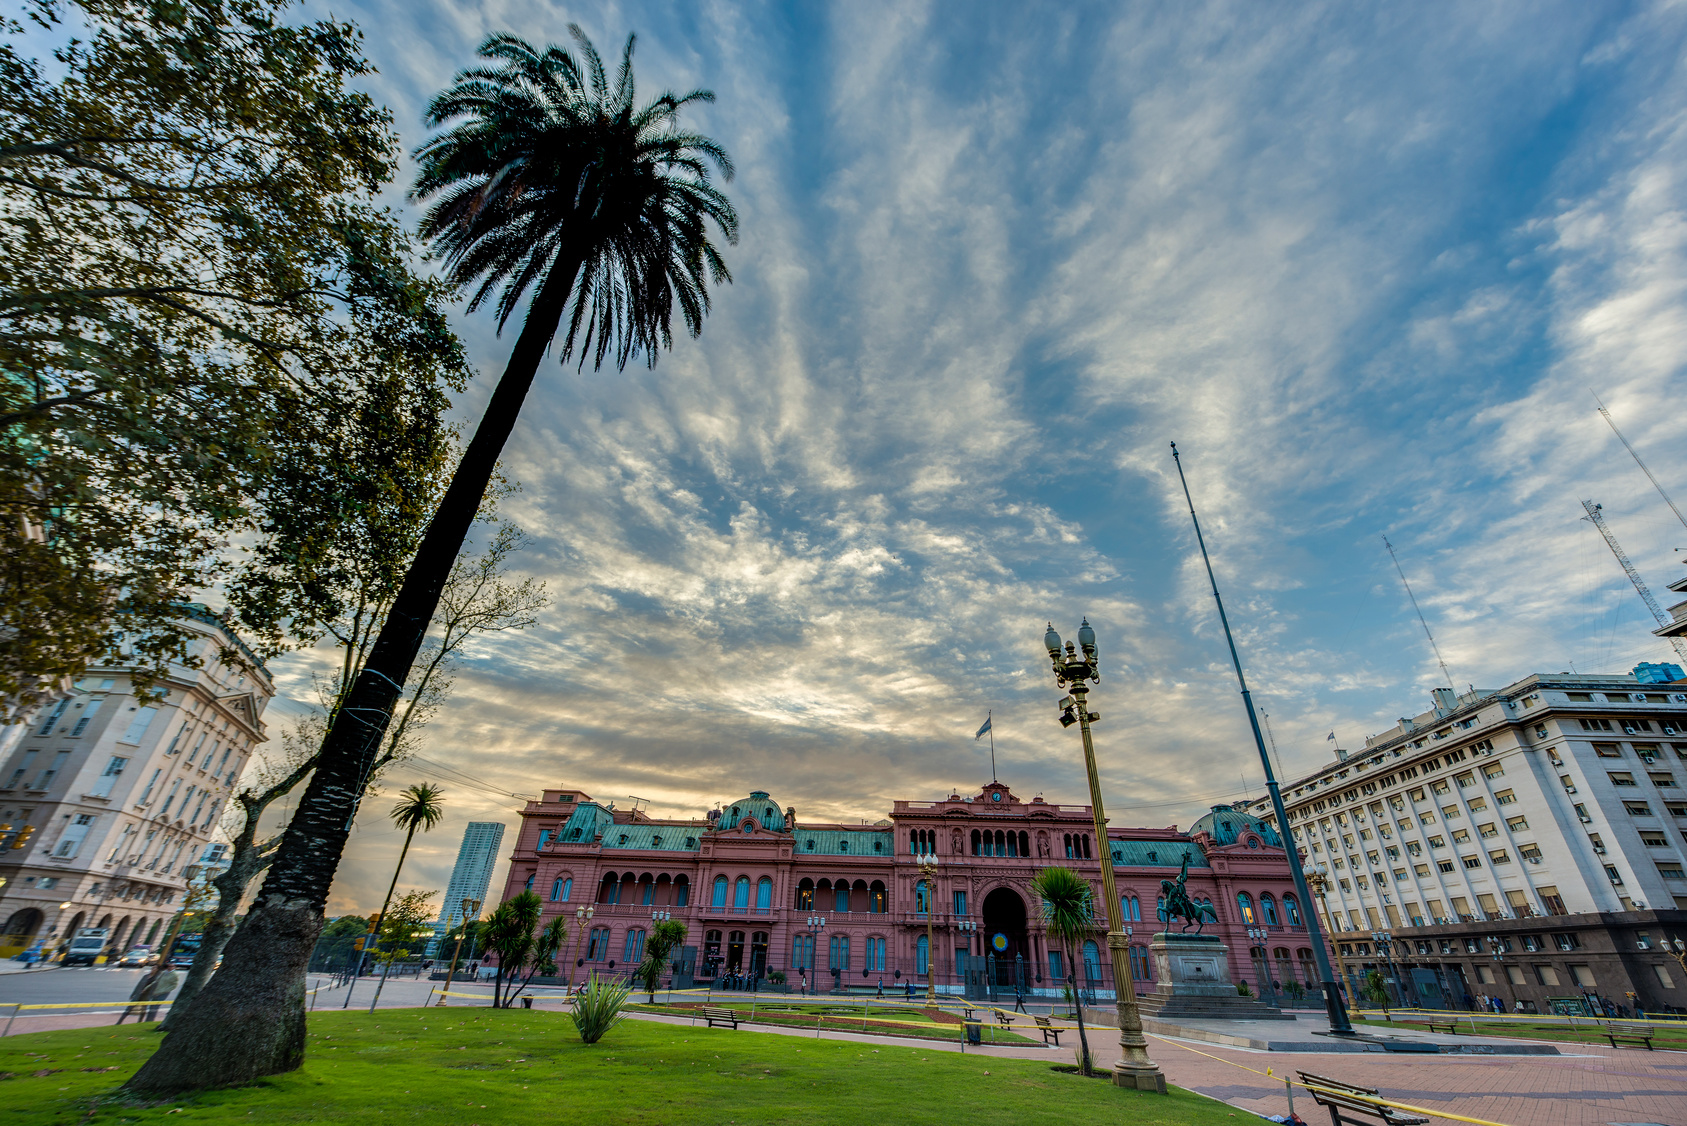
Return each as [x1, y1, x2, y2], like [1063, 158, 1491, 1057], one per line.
[1069, 943, 1092, 1077]
[159, 851, 262, 1030]
[124, 253, 583, 1095]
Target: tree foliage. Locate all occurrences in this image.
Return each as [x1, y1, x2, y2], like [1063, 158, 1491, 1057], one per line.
[0, 0, 466, 709]
[374, 890, 437, 963]
[636, 919, 686, 1002]
[1031, 865, 1097, 1076]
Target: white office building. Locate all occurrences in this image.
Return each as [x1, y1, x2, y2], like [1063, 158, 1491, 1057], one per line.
[1249, 672, 1687, 1012]
[428, 821, 506, 953]
[0, 606, 271, 960]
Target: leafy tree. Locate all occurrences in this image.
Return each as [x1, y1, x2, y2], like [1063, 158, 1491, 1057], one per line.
[479, 892, 543, 1008]
[160, 522, 543, 1025]
[1362, 969, 1390, 1013]
[1031, 866, 1097, 1076]
[503, 916, 567, 1009]
[1, 0, 466, 712]
[636, 920, 687, 1002]
[135, 25, 735, 1092]
[373, 890, 437, 964]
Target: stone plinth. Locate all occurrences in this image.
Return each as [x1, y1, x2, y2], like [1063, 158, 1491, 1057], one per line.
[1134, 932, 1292, 1021]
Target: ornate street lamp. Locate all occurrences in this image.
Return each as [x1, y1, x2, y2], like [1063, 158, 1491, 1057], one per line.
[1045, 620, 1166, 1094]
[805, 915, 826, 994]
[567, 905, 594, 990]
[435, 897, 482, 1007]
[917, 852, 939, 1006]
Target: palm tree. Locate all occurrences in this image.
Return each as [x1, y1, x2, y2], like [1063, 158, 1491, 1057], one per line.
[353, 783, 445, 1010]
[128, 27, 735, 1092]
[1031, 866, 1097, 1076]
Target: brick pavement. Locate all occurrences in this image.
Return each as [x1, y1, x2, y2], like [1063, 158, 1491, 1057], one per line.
[1143, 1033, 1687, 1126]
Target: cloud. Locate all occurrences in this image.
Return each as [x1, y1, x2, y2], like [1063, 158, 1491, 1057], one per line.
[268, 0, 1687, 915]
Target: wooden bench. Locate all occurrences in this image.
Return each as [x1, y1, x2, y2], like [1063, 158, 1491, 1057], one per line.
[1423, 1020, 1459, 1035]
[1297, 1071, 1430, 1126]
[1033, 1015, 1062, 1046]
[1602, 1022, 1655, 1050]
[700, 1007, 739, 1030]
[994, 1010, 1015, 1028]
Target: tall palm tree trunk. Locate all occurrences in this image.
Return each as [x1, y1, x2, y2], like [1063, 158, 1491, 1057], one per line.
[352, 822, 418, 1011]
[1070, 941, 1093, 1076]
[125, 253, 585, 1094]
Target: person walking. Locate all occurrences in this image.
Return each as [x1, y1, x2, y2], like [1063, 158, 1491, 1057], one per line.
[1014, 983, 1028, 1013]
[116, 968, 180, 1025]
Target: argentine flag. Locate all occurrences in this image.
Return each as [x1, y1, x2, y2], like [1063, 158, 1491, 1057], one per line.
[975, 715, 992, 740]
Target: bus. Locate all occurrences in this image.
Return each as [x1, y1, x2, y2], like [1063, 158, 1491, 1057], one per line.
[169, 932, 202, 968]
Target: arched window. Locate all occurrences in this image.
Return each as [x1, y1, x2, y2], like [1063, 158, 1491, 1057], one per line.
[524, 873, 534, 892]
[1003, 830, 1015, 858]
[1260, 894, 1279, 926]
[1121, 894, 1141, 921]
[675, 875, 690, 907]
[915, 879, 930, 915]
[1082, 834, 1091, 859]
[551, 876, 571, 902]
[601, 873, 621, 904]
[756, 877, 773, 912]
[1018, 831, 1030, 857]
[712, 875, 729, 908]
[795, 878, 814, 910]
[624, 927, 646, 963]
[829, 934, 850, 971]
[1082, 939, 1101, 983]
[1129, 944, 1152, 981]
[916, 933, 929, 975]
[733, 876, 751, 911]
[1283, 894, 1302, 926]
[1237, 892, 1255, 925]
[869, 880, 887, 913]
[835, 883, 850, 912]
[865, 935, 886, 971]
[1064, 833, 1074, 859]
[641, 876, 655, 906]
[587, 926, 610, 960]
[970, 829, 981, 856]
[1156, 895, 1168, 922]
[792, 933, 814, 970]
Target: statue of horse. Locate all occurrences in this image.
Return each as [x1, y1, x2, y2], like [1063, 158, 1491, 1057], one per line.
[1159, 852, 1217, 933]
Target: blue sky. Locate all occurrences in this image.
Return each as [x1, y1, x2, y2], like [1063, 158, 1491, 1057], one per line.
[264, 0, 1687, 912]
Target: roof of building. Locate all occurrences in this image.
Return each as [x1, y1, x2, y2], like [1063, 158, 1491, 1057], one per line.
[1187, 805, 1282, 848]
[596, 825, 703, 853]
[1106, 839, 1210, 868]
[558, 802, 616, 843]
[713, 791, 789, 832]
[791, 828, 894, 857]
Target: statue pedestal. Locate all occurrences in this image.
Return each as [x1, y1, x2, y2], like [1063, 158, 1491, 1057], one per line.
[1135, 933, 1292, 1021]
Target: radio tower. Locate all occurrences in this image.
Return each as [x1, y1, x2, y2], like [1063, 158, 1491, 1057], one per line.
[1581, 500, 1687, 664]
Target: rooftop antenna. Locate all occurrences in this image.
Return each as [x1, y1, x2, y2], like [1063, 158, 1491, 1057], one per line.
[1594, 393, 1687, 532]
[1581, 500, 1687, 664]
[1382, 535, 1457, 693]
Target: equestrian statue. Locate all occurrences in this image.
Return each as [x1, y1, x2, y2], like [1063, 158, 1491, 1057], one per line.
[1159, 852, 1217, 933]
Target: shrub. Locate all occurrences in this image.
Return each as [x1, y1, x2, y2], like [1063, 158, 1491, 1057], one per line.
[1237, 981, 1252, 996]
[570, 973, 632, 1044]
[768, 970, 786, 984]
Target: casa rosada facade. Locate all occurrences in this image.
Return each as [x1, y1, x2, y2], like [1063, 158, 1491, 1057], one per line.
[497, 779, 1318, 998]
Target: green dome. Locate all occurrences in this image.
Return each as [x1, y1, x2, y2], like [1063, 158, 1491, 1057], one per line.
[1189, 804, 1282, 848]
[712, 791, 788, 832]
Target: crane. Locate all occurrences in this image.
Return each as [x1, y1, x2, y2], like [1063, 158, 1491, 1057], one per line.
[1595, 394, 1687, 532]
[1580, 499, 1687, 664]
[1382, 535, 1458, 692]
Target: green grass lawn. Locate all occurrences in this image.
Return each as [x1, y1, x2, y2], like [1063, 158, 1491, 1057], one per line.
[0, 1008, 1237, 1125]
[627, 1000, 1040, 1045]
[1354, 1015, 1687, 1049]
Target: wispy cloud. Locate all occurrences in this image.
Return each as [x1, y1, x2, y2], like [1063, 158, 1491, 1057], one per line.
[278, 0, 1687, 915]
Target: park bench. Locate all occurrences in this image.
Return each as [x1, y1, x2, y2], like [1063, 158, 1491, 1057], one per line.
[1602, 1022, 1655, 1050]
[1423, 1020, 1459, 1035]
[700, 1007, 740, 1030]
[1297, 1071, 1429, 1126]
[1033, 1015, 1062, 1046]
[994, 1010, 1016, 1031]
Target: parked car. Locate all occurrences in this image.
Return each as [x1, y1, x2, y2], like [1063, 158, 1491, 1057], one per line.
[117, 946, 156, 967]
[62, 928, 110, 967]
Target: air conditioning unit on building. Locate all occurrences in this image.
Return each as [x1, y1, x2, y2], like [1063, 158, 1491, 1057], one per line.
[1593, 843, 1607, 854]
[1623, 725, 1638, 735]
[1527, 856, 1542, 864]
[1669, 694, 1687, 703]
[1630, 693, 1649, 703]
[1665, 725, 1679, 735]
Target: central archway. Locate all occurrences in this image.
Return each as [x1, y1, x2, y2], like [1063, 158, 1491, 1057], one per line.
[981, 886, 1030, 989]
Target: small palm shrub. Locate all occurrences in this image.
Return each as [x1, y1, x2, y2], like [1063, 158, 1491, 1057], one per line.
[570, 973, 632, 1044]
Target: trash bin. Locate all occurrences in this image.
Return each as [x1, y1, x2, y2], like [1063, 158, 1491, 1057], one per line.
[964, 1020, 982, 1045]
[521, 996, 533, 1009]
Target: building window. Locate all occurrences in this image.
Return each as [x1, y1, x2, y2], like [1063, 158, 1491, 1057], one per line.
[712, 875, 728, 908]
[552, 876, 571, 902]
[624, 928, 645, 964]
[953, 890, 966, 916]
[1657, 862, 1686, 879]
[1260, 894, 1278, 926]
[835, 884, 850, 912]
[734, 876, 751, 911]
[828, 935, 850, 972]
[792, 934, 814, 971]
[675, 877, 690, 907]
[756, 877, 773, 912]
[865, 936, 886, 972]
[1236, 892, 1254, 924]
[1609, 772, 1637, 787]
[586, 927, 610, 961]
[1048, 948, 1063, 981]
[915, 880, 929, 915]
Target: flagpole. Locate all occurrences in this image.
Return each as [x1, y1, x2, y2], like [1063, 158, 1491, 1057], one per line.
[988, 711, 997, 782]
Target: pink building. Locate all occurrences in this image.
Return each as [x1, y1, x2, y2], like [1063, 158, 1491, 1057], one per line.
[500, 779, 1316, 999]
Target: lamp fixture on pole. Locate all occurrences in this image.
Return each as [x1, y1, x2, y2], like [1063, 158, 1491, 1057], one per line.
[917, 852, 939, 1007]
[435, 897, 482, 1006]
[1045, 619, 1167, 1093]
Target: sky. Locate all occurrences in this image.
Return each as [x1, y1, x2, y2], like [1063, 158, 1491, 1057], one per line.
[255, 0, 1687, 916]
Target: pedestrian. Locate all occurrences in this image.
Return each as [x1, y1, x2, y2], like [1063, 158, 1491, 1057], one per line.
[904, 978, 915, 1000]
[799, 969, 807, 996]
[116, 968, 179, 1025]
[1015, 983, 1028, 1013]
[876, 977, 884, 998]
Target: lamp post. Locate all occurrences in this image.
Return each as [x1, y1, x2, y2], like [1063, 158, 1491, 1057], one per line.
[1372, 930, 1399, 1011]
[1669, 937, 1687, 979]
[1172, 444, 1356, 1037]
[1045, 620, 1166, 1094]
[435, 897, 481, 1006]
[805, 915, 826, 994]
[1307, 865, 1351, 1007]
[917, 852, 939, 1006]
[567, 905, 594, 990]
[956, 918, 978, 996]
[1246, 926, 1278, 1007]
